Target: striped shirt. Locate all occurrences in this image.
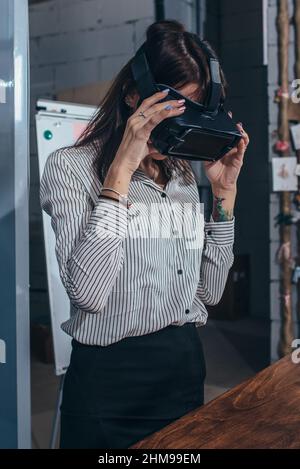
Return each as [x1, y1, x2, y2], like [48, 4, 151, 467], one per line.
[40, 142, 235, 346]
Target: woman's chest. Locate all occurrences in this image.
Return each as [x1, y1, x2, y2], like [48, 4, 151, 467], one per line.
[127, 178, 204, 247]
[112, 233, 204, 295]
[113, 180, 205, 292]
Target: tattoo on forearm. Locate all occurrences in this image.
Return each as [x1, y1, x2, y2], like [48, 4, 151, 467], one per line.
[212, 195, 234, 221]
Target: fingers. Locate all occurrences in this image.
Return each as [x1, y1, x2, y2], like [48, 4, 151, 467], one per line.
[223, 125, 248, 162]
[136, 93, 186, 117]
[145, 98, 186, 117]
[227, 113, 249, 147]
[131, 97, 186, 136]
[141, 100, 186, 132]
[133, 90, 171, 115]
[129, 88, 187, 134]
[143, 110, 185, 136]
[134, 99, 186, 128]
[236, 122, 249, 147]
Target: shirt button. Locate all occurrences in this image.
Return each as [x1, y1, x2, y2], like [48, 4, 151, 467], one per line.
[161, 192, 167, 198]
[177, 269, 183, 275]
[207, 230, 212, 235]
[185, 309, 190, 314]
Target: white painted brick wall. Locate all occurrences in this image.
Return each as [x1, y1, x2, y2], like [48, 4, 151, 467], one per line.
[102, 0, 154, 25]
[29, 0, 155, 199]
[28, 0, 198, 321]
[29, 0, 155, 107]
[54, 58, 102, 90]
[133, 17, 154, 51]
[30, 25, 135, 66]
[29, 0, 155, 320]
[164, 0, 197, 31]
[101, 53, 132, 80]
[29, 0, 60, 38]
[58, 0, 104, 33]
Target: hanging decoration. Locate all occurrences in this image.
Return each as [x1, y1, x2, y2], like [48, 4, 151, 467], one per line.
[272, 156, 298, 191]
[274, 140, 290, 152]
[275, 0, 294, 357]
[274, 212, 294, 226]
[276, 240, 295, 267]
[274, 209, 300, 225]
[293, 190, 300, 210]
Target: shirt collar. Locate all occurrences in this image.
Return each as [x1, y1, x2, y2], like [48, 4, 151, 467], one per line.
[131, 165, 177, 192]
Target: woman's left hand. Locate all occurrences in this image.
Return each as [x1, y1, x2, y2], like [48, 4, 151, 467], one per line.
[203, 119, 249, 192]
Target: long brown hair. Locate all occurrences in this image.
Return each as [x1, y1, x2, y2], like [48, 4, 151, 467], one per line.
[73, 19, 228, 184]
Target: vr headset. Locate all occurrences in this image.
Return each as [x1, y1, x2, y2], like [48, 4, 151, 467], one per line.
[130, 34, 242, 162]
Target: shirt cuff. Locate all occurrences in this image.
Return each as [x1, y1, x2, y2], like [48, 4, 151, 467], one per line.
[88, 198, 128, 238]
[204, 215, 235, 245]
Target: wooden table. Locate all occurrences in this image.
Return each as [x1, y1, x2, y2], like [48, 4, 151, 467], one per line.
[130, 354, 300, 449]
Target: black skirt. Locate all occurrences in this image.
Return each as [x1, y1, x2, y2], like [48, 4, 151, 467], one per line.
[59, 322, 206, 449]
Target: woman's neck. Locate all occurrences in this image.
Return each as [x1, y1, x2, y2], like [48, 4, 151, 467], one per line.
[139, 157, 168, 188]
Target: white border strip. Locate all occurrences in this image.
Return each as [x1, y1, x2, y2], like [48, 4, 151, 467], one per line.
[14, 0, 31, 449]
[263, 0, 268, 66]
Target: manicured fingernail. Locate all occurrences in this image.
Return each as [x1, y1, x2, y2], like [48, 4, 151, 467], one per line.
[162, 88, 170, 93]
[177, 99, 185, 103]
[165, 104, 173, 110]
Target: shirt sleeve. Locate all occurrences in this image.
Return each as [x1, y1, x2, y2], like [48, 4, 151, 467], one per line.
[39, 149, 128, 314]
[196, 213, 235, 305]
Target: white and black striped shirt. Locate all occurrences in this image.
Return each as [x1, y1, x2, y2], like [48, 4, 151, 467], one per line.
[40, 143, 235, 346]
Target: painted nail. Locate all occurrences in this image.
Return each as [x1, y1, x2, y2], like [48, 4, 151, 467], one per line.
[177, 99, 186, 103]
[165, 104, 173, 110]
[178, 106, 186, 111]
[162, 88, 170, 93]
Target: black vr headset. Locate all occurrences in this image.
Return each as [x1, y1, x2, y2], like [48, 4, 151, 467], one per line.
[130, 34, 242, 162]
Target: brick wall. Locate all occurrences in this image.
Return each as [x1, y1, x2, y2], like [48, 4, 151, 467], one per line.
[29, 0, 198, 323]
[29, 0, 155, 322]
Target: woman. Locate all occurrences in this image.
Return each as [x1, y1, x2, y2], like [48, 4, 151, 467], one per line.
[40, 19, 249, 449]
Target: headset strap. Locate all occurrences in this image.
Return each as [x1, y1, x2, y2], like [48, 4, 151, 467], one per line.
[190, 34, 222, 112]
[130, 43, 157, 101]
[131, 36, 222, 112]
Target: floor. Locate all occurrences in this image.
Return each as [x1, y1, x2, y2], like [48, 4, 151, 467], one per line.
[31, 316, 270, 449]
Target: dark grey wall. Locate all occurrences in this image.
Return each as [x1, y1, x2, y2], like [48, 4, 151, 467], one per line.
[205, 0, 270, 319]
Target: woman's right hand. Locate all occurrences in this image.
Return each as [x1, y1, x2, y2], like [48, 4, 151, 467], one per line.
[113, 90, 186, 175]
